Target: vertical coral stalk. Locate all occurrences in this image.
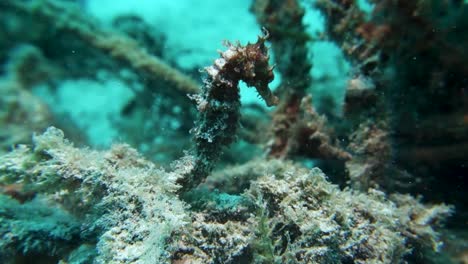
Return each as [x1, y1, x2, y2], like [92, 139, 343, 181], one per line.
[177, 32, 278, 193]
[252, 0, 312, 158]
[252, 0, 349, 162]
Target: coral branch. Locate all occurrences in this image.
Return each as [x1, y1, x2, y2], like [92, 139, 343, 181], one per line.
[252, 0, 313, 158]
[1, 0, 199, 94]
[252, 0, 349, 161]
[177, 34, 278, 192]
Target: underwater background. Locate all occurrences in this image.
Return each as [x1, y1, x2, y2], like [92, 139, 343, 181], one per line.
[0, 0, 467, 263]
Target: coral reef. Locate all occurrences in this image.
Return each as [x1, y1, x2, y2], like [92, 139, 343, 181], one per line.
[0, 129, 453, 263]
[0, 0, 466, 263]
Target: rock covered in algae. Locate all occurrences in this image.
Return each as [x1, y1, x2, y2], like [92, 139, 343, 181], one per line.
[0, 128, 453, 263]
[0, 127, 189, 263]
[175, 161, 452, 263]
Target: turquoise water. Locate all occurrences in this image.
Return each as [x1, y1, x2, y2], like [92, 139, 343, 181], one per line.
[0, 0, 466, 263]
